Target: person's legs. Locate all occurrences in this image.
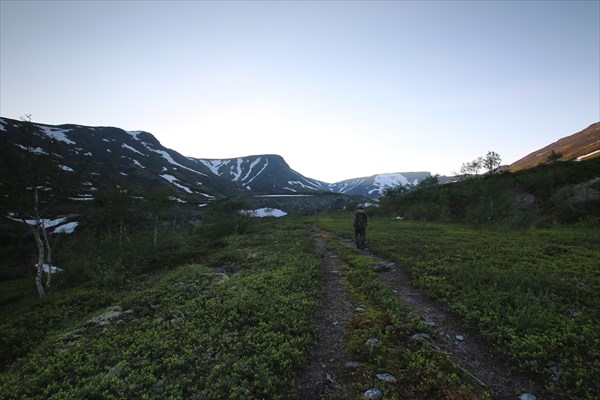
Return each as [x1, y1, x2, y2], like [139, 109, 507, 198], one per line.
[357, 229, 366, 249]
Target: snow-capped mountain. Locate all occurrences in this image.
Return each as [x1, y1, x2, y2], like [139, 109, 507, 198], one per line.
[0, 117, 243, 207]
[192, 155, 330, 194]
[0, 117, 430, 206]
[193, 156, 430, 198]
[329, 172, 431, 198]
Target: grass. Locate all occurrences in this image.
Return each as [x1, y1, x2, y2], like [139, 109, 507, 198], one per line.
[2, 214, 598, 398]
[1, 219, 322, 399]
[314, 213, 600, 399]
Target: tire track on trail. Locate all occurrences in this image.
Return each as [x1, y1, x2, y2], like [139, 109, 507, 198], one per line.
[296, 230, 360, 400]
[323, 229, 542, 400]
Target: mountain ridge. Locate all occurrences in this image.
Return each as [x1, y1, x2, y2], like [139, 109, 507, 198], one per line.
[3, 116, 598, 207]
[509, 122, 600, 171]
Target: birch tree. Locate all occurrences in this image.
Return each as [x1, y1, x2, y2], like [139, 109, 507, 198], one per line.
[3, 116, 65, 296]
[482, 151, 502, 173]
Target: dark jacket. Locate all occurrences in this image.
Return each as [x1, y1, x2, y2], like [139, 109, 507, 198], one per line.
[353, 209, 367, 231]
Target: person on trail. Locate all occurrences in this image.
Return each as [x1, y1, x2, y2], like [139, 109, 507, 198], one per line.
[353, 204, 368, 250]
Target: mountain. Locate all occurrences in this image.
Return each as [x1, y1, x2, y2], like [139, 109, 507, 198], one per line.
[329, 172, 431, 197]
[193, 155, 430, 198]
[0, 117, 243, 208]
[509, 122, 600, 171]
[192, 155, 329, 193]
[0, 116, 431, 210]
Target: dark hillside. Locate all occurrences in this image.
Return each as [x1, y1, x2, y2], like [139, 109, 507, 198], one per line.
[380, 157, 600, 226]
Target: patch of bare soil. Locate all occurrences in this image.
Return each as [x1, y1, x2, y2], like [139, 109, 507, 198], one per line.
[329, 231, 543, 400]
[296, 231, 359, 400]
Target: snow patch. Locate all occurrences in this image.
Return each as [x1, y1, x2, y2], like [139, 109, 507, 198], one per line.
[198, 159, 228, 175]
[160, 174, 193, 193]
[7, 214, 66, 228]
[130, 158, 145, 168]
[15, 144, 48, 155]
[122, 143, 144, 156]
[127, 131, 143, 140]
[576, 150, 600, 161]
[41, 264, 64, 274]
[241, 208, 287, 218]
[53, 222, 78, 234]
[143, 144, 207, 176]
[39, 126, 76, 145]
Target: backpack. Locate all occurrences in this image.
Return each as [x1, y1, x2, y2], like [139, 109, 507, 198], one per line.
[354, 211, 367, 229]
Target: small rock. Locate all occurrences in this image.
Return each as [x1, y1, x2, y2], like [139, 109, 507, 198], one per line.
[364, 388, 383, 400]
[371, 262, 394, 272]
[409, 333, 432, 342]
[345, 361, 360, 368]
[376, 372, 397, 383]
[365, 338, 381, 350]
[519, 393, 536, 400]
[455, 335, 465, 341]
[550, 365, 562, 383]
[325, 373, 341, 389]
[355, 306, 366, 312]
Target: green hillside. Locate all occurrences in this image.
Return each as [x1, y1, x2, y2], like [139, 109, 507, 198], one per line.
[380, 157, 600, 227]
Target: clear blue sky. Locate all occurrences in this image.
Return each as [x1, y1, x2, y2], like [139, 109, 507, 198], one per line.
[1, 0, 599, 182]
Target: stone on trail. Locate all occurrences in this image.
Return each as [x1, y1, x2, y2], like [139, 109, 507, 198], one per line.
[519, 393, 536, 400]
[364, 388, 383, 400]
[409, 333, 432, 342]
[365, 338, 381, 350]
[376, 372, 397, 383]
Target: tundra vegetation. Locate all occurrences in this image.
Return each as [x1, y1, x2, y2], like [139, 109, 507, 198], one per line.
[1, 158, 598, 399]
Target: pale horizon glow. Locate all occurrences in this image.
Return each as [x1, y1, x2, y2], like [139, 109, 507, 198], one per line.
[1, 1, 599, 183]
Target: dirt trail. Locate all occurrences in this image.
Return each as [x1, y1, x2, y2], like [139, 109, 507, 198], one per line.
[296, 231, 359, 399]
[320, 229, 541, 400]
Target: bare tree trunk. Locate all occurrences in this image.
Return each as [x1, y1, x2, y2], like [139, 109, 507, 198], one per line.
[42, 223, 53, 291]
[31, 189, 46, 297]
[32, 222, 46, 297]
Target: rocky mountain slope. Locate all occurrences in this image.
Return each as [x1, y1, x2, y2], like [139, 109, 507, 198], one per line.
[509, 122, 600, 171]
[0, 117, 244, 207]
[193, 155, 328, 193]
[0, 115, 432, 206]
[329, 172, 431, 197]
[5, 116, 596, 211]
[194, 155, 430, 198]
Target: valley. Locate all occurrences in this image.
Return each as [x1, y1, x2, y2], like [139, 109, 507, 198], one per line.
[1, 216, 598, 399]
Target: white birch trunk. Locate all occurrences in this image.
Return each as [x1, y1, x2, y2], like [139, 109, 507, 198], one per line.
[42, 223, 53, 291]
[32, 221, 46, 297]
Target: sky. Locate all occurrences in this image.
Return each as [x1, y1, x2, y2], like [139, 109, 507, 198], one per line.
[1, 0, 599, 183]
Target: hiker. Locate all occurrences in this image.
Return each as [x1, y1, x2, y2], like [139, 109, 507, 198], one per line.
[353, 204, 368, 250]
